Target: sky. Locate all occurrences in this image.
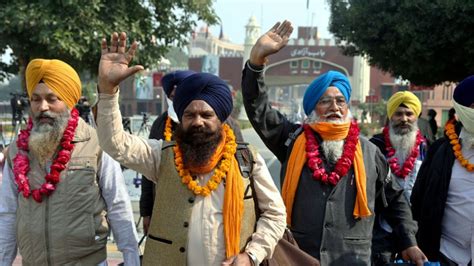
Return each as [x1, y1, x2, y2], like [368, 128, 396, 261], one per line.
[208, 0, 333, 45]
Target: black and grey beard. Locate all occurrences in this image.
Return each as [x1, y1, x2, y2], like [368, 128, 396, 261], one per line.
[389, 121, 418, 164]
[174, 125, 223, 169]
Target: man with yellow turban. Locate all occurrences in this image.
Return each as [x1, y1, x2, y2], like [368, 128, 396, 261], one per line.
[369, 91, 427, 265]
[241, 20, 427, 265]
[95, 32, 286, 266]
[0, 59, 140, 265]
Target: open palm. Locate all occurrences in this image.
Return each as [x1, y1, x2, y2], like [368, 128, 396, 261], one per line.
[250, 20, 293, 65]
[98, 32, 144, 94]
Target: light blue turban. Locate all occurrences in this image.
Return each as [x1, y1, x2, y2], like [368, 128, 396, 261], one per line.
[302, 70, 352, 115]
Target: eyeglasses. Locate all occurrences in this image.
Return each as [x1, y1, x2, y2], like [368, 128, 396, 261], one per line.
[317, 97, 347, 108]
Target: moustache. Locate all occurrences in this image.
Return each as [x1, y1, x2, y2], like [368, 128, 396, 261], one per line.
[36, 112, 55, 120]
[323, 112, 343, 118]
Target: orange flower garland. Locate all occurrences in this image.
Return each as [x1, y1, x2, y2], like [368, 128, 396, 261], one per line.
[164, 116, 173, 141]
[173, 124, 236, 196]
[445, 123, 474, 172]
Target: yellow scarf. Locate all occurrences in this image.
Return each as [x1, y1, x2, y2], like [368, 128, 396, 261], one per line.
[282, 122, 371, 226]
[187, 126, 244, 258]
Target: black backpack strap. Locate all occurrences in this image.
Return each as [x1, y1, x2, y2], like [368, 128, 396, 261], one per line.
[284, 126, 303, 147]
[235, 142, 254, 179]
[235, 142, 261, 222]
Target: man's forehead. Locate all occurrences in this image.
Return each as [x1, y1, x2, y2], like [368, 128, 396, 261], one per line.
[184, 100, 215, 113]
[32, 83, 57, 96]
[321, 86, 344, 97]
[394, 105, 414, 113]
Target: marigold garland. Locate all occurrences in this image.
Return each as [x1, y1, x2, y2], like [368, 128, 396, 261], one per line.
[383, 126, 424, 179]
[445, 123, 474, 172]
[13, 109, 80, 203]
[164, 116, 172, 141]
[304, 120, 359, 186]
[173, 124, 236, 196]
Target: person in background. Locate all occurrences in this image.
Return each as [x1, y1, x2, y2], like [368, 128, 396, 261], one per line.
[0, 59, 139, 265]
[140, 70, 195, 235]
[428, 109, 438, 138]
[370, 91, 427, 265]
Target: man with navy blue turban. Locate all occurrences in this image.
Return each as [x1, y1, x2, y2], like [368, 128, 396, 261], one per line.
[241, 21, 426, 265]
[95, 32, 287, 266]
[412, 75, 474, 265]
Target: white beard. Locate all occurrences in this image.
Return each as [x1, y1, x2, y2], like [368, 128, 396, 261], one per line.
[389, 121, 418, 164]
[307, 110, 352, 164]
[29, 110, 70, 167]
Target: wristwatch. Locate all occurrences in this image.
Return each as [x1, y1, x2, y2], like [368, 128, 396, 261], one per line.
[247, 251, 258, 266]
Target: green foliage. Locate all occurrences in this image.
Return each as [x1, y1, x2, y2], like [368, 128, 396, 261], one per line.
[0, 0, 218, 86]
[329, 1, 474, 86]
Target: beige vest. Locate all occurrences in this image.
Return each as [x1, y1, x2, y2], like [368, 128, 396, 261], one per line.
[8, 119, 108, 266]
[142, 143, 256, 265]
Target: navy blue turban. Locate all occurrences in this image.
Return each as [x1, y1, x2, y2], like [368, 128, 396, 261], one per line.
[161, 70, 196, 97]
[302, 70, 352, 115]
[453, 75, 474, 107]
[173, 73, 233, 122]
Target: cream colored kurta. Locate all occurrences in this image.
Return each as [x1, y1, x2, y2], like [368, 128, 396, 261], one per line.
[96, 92, 286, 265]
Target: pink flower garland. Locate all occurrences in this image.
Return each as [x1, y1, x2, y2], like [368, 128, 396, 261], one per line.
[304, 120, 360, 186]
[13, 109, 79, 203]
[383, 126, 423, 179]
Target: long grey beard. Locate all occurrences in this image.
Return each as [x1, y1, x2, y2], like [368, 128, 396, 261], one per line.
[320, 140, 345, 165]
[307, 110, 351, 164]
[29, 110, 70, 167]
[389, 122, 418, 164]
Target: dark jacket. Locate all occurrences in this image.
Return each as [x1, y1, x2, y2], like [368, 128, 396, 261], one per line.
[411, 132, 458, 260]
[140, 112, 174, 217]
[241, 61, 418, 265]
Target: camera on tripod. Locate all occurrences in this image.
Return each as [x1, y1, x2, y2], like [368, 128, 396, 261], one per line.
[10, 92, 29, 126]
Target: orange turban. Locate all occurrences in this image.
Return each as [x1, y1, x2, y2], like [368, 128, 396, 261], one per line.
[25, 59, 82, 109]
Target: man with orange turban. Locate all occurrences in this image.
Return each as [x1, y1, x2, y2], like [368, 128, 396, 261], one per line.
[0, 59, 140, 265]
[95, 32, 286, 266]
[370, 91, 427, 265]
[241, 20, 427, 265]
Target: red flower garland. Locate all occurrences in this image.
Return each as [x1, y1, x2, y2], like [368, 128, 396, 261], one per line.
[304, 120, 360, 186]
[383, 126, 423, 179]
[13, 109, 79, 203]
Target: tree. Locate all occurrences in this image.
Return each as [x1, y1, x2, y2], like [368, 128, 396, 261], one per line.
[329, 1, 474, 86]
[0, 0, 218, 88]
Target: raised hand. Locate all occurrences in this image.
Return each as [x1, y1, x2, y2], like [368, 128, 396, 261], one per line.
[98, 32, 144, 94]
[249, 20, 293, 66]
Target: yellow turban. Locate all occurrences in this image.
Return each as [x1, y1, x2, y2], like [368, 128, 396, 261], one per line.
[386, 91, 422, 118]
[26, 59, 81, 109]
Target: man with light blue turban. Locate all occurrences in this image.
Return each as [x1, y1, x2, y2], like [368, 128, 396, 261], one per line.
[241, 20, 427, 265]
